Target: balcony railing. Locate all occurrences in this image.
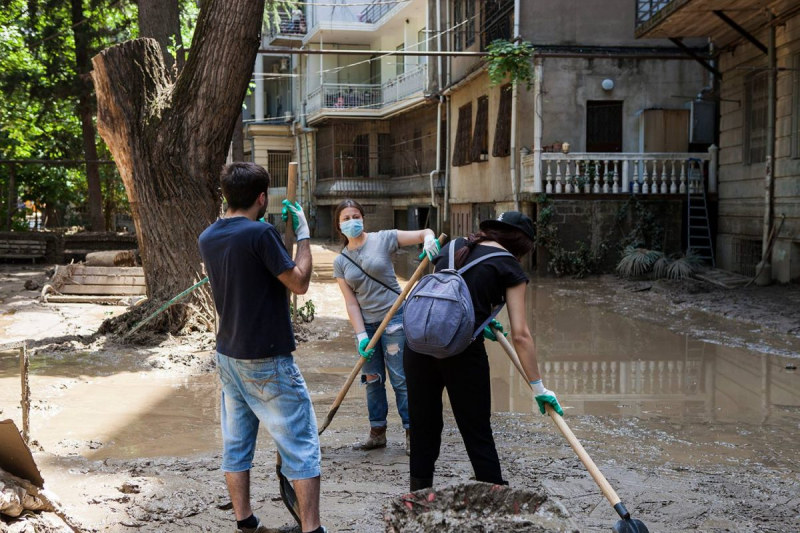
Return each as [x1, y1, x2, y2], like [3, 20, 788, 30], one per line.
[265, 11, 307, 40]
[306, 64, 428, 115]
[521, 146, 718, 195]
[359, 0, 393, 23]
[636, 0, 672, 26]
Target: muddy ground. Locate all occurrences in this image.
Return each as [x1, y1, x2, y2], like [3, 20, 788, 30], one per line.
[1, 245, 799, 532]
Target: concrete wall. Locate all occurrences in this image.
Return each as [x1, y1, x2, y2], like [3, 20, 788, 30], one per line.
[716, 13, 800, 282]
[530, 57, 708, 153]
[536, 199, 683, 274]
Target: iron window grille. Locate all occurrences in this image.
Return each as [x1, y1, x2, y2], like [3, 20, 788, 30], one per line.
[745, 70, 768, 165]
[471, 96, 490, 162]
[453, 102, 473, 167]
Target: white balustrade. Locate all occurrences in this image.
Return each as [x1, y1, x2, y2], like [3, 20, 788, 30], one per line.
[522, 148, 717, 196]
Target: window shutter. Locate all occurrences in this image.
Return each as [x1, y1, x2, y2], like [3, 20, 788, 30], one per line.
[471, 96, 489, 162]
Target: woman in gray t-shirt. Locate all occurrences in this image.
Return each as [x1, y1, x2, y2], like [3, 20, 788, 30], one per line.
[332, 199, 440, 454]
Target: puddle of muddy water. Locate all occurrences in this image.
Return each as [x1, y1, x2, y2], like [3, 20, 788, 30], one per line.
[485, 283, 800, 421]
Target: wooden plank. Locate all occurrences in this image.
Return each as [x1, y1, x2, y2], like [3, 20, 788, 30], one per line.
[68, 275, 146, 286]
[70, 266, 144, 276]
[45, 295, 140, 304]
[58, 284, 147, 295]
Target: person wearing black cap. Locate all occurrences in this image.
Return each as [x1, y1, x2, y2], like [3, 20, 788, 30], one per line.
[403, 211, 563, 491]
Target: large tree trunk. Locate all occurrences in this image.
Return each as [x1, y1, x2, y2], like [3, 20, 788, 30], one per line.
[92, 0, 265, 331]
[232, 111, 245, 162]
[71, 0, 105, 232]
[137, 0, 183, 75]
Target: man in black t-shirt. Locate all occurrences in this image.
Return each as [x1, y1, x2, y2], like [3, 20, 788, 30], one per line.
[198, 163, 325, 533]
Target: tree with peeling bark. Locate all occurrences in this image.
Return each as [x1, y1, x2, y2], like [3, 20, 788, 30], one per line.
[92, 0, 293, 332]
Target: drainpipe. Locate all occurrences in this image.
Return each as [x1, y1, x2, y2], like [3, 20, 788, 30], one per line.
[510, 0, 521, 210]
[429, 0, 444, 213]
[532, 57, 543, 194]
[444, 95, 451, 221]
[761, 9, 776, 276]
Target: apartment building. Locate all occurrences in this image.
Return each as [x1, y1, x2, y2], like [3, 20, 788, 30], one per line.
[430, 0, 713, 270]
[243, 0, 443, 237]
[637, 0, 800, 283]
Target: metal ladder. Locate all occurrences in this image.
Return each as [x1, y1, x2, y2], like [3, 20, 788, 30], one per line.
[686, 158, 715, 267]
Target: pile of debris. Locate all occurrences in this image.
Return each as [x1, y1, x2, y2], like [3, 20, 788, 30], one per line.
[40, 250, 146, 305]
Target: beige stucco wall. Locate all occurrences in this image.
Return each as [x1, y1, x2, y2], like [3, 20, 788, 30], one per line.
[447, 71, 513, 205]
[716, 13, 800, 282]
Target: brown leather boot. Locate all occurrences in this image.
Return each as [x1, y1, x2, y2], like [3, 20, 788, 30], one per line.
[357, 426, 387, 450]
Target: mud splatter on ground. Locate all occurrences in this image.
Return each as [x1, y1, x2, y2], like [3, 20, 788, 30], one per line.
[1, 249, 799, 532]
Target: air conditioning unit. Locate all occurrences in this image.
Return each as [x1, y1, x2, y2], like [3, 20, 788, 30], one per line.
[280, 58, 290, 72]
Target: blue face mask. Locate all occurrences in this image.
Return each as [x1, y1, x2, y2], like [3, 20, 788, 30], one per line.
[340, 218, 363, 239]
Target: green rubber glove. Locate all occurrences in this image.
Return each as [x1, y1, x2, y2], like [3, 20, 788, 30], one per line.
[356, 332, 375, 362]
[417, 234, 441, 261]
[531, 379, 564, 416]
[281, 199, 310, 241]
[483, 319, 507, 342]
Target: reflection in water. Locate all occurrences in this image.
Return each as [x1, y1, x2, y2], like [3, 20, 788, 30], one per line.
[486, 283, 800, 424]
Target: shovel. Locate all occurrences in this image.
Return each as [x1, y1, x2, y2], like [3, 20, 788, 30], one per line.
[490, 325, 650, 533]
[317, 233, 448, 435]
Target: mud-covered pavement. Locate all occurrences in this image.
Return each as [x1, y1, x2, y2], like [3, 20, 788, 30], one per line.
[1, 247, 799, 532]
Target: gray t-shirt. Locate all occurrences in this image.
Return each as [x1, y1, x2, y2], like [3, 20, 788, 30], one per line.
[333, 230, 402, 323]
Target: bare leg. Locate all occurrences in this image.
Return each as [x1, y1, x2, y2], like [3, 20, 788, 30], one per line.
[225, 471, 253, 521]
[292, 476, 321, 532]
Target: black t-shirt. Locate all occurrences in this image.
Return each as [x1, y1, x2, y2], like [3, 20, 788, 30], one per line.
[432, 240, 528, 334]
[198, 217, 296, 359]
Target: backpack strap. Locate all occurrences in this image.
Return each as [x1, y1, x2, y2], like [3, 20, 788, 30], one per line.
[472, 303, 506, 341]
[339, 250, 401, 295]
[457, 251, 515, 275]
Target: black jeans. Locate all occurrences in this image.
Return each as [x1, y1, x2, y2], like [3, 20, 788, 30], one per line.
[403, 339, 505, 484]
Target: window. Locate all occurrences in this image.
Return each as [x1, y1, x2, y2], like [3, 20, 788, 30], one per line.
[378, 133, 393, 175]
[452, 102, 473, 166]
[745, 71, 768, 164]
[454, 0, 475, 51]
[267, 151, 292, 187]
[481, 0, 514, 50]
[471, 96, 489, 162]
[586, 101, 623, 153]
[793, 54, 800, 158]
[396, 43, 405, 76]
[493, 84, 512, 157]
[354, 134, 370, 177]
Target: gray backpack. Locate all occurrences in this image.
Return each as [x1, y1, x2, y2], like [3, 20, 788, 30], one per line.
[403, 239, 514, 359]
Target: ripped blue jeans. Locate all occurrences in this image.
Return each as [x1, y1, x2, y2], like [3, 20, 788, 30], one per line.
[362, 306, 410, 429]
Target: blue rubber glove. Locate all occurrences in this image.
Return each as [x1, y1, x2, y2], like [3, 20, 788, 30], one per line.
[531, 379, 564, 416]
[356, 332, 375, 362]
[483, 319, 507, 342]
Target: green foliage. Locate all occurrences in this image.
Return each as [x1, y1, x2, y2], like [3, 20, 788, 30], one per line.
[616, 245, 663, 278]
[264, 1, 297, 31]
[291, 299, 316, 323]
[486, 39, 535, 89]
[1, 0, 137, 229]
[616, 197, 665, 252]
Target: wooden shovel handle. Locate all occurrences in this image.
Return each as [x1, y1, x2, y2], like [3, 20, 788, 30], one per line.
[318, 233, 448, 435]
[491, 325, 623, 508]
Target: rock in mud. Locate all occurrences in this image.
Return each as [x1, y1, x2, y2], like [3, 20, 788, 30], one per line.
[23, 279, 39, 291]
[384, 482, 577, 533]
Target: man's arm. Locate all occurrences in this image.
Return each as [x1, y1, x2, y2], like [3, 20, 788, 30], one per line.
[278, 239, 312, 295]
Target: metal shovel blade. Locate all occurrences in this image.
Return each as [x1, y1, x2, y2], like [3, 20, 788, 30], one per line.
[277, 459, 302, 526]
[613, 518, 650, 533]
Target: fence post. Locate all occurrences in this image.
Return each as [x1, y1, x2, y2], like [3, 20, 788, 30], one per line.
[708, 144, 718, 193]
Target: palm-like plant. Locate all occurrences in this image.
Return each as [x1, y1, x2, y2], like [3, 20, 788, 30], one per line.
[663, 248, 704, 280]
[616, 245, 663, 278]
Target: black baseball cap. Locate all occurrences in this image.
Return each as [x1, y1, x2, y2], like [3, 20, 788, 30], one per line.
[479, 211, 535, 242]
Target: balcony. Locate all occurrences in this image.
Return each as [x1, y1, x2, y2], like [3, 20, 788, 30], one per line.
[521, 147, 718, 196]
[306, 64, 428, 122]
[304, 0, 423, 44]
[264, 10, 306, 47]
[635, 0, 672, 26]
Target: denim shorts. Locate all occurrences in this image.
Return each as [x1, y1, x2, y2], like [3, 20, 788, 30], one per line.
[216, 352, 321, 480]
